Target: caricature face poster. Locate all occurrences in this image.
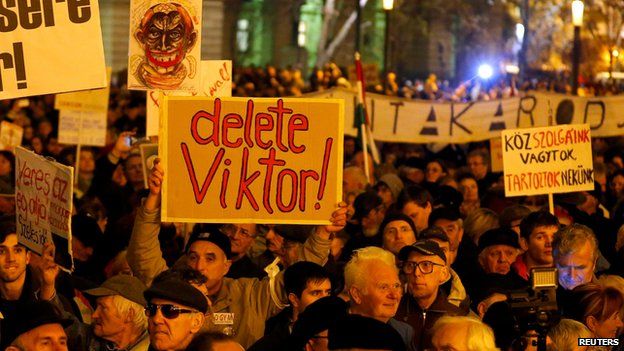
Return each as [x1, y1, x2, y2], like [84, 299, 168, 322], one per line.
[128, 0, 202, 92]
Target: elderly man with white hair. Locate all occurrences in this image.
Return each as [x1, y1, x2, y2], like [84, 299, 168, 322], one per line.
[430, 316, 500, 351]
[344, 246, 416, 351]
[83, 275, 150, 351]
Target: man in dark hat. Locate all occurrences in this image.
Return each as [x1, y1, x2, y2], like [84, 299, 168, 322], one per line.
[477, 228, 522, 275]
[428, 207, 464, 264]
[128, 159, 347, 348]
[83, 275, 149, 351]
[5, 301, 72, 351]
[395, 240, 468, 350]
[144, 270, 209, 351]
[288, 296, 349, 351]
[328, 314, 406, 351]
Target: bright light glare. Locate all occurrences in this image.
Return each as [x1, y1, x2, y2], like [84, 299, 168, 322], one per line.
[478, 64, 494, 79]
[515, 23, 525, 43]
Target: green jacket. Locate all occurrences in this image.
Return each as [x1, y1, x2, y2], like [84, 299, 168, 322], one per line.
[127, 203, 331, 348]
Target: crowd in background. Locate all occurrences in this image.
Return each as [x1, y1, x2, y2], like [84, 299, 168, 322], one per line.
[0, 71, 623, 351]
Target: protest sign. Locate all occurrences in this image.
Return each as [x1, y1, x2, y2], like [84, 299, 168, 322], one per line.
[302, 88, 624, 143]
[160, 97, 344, 224]
[0, 121, 23, 151]
[55, 68, 112, 112]
[146, 61, 233, 136]
[490, 138, 504, 173]
[201, 60, 232, 97]
[140, 143, 159, 189]
[501, 124, 594, 197]
[15, 147, 73, 270]
[128, 0, 203, 91]
[58, 110, 107, 147]
[0, 0, 106, 100]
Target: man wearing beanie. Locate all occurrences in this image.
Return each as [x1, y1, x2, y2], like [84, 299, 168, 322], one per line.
[375, 173, 404, 209]
[128, 159, 347, 348]
[144, 270, 209, 351]
[83, 275, 150, 351]
[5, 301, 73, 351]
[477, 227, 522, 275]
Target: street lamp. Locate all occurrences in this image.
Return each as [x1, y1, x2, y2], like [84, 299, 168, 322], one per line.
[571, 0, 584, 95]
[383, 0, 394, 76]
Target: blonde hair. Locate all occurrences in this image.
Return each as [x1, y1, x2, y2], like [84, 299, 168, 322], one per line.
[464, 208, 499, 245]
[344, 246, 397, 292]
[547, 319, 592, 351]
[432, 316, 499, 351]
[111, 295, 148, 332]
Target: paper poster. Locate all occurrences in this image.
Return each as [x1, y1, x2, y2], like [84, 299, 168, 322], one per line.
[201, 60, 232, 97]
[0, 0, 107, 100]
[58, 110, 107, 147]
[15, 147, 73, 270]
[160, 97, 344, 224]
[140, 143, 159, 188]
[128, 0, 203, 91]
[55, 68, 113, 112]
[502, 124, 594, 197]
[490, 138, 503, 173]
[0, 122, 23, 151]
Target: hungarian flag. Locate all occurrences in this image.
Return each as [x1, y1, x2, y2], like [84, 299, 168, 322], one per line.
[354, 52, 380, 183]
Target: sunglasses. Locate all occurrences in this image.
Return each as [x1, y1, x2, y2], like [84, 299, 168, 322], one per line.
[145, 303, 196, 319]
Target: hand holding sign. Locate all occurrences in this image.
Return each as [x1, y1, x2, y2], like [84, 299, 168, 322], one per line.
[322, 202, 348, 234]
[145, 158, 164, 211]
[30, 242, 59, 301]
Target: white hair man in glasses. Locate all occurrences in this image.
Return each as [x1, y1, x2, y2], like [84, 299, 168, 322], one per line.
[395, 240, 469, 351]
[344, 246, 416, 351]
[143, 270, 209, 351]
[128, 159, 347, 348]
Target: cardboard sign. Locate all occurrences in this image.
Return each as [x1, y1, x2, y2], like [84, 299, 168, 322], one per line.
[55, 68, 112, 112]
[160, 97, 344, 224]
[0, 0, 107, 99]
[490, 138, 503, 173]
[303, 89, 624, 143]
[58, 110, 107, 147]
[140, 143, 159, 189]
[0, 122, 23, 151]
[502, 124, 594, 197]
[201, 60, 232, 97]
[15, 147, 73, 270]
[128, 0, 203, 91]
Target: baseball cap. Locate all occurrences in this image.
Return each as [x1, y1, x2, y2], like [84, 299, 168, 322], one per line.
[84, 274, 147, 306]
[398, 239, 447, 263]
[419, 226, 450, 243]
[144, 270, 208, 314]
[185, 225, 232, 259]
[478, 228, 521, 253]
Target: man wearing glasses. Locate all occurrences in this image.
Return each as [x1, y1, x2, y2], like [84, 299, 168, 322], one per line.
[395, 240, 468, 351]
[143, 270, 209, 351]
[219, 223, 266, 279]
[128, 159, 347, 348]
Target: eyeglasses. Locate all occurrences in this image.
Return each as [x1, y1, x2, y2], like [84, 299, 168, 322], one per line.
[220, 224, 254, 239]
[401, 260, 444, 275]
[145, 303, 196, 319]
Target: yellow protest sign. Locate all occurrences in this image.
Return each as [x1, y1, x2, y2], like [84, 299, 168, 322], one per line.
[0, 0, 106, 99]
[55, 68, 112, 112]
[502, 124, 594, 197]
[161, 97, 344, 224]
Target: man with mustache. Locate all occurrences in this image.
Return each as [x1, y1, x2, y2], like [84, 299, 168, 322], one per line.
[83, 275, 150, 351]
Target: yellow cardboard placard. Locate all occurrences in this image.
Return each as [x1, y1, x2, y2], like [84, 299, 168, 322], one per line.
[161, 97, 344, 224]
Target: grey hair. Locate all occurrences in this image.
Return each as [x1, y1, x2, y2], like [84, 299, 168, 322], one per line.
[464, 208, 499, 245]
[553, 224, 599, 261]
[111, 295, 148, 332]
[432, 316, 499, 351]
[344, 246, 397, 292]
[547, 319, 592, 351]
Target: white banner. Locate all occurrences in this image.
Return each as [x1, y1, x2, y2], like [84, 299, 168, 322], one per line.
[58, 110, 107, 147]
[15, 147, 73, 270]
[0, 0, 107, 99]
[303, 89, 624, 143]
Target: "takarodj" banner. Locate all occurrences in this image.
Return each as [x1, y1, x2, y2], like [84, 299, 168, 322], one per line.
[303, 88, 624, 143]
[0, 0, 107, 100]
[161, 97, 344, 224]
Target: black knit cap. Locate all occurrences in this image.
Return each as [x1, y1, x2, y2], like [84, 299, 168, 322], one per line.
[144, 270, 208, 314]
[273, 224, 314, 244]
[9, 301, 73, 344]
[289, 296, 349, 350]
[478, 227, 521, 253]
[398, 239, 447, 263]
[328, 314, 406, 351]
[185, 224, 233, 259]
[71, 214, 103, 248]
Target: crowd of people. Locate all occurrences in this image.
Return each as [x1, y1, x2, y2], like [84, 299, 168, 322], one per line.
[231, 63, 624, 102]
[0, 73, 623, 351]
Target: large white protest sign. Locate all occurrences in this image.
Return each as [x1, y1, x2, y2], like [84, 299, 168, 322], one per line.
[303, 89, 624, 143]
[502, 124, 594, 197]
[0, 0, 107, 100]
[15, 147, 73, 270]
[58, 110, 107, 147]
